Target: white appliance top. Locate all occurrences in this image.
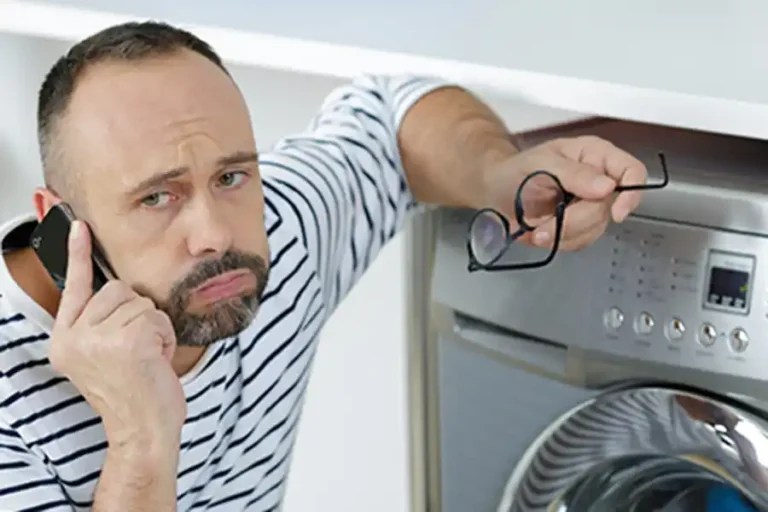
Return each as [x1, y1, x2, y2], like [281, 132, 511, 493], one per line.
[2, 0, 768, 140]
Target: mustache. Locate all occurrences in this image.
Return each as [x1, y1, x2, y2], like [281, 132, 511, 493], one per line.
[173, 250, 269, 301]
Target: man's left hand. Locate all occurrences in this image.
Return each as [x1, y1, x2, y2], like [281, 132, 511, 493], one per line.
[482, 135, 649, 251]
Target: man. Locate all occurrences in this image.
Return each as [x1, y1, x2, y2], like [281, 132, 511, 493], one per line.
[0, 21, 647, 511]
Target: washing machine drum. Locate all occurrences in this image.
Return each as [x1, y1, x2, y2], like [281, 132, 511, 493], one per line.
[498, 385, 768, 512]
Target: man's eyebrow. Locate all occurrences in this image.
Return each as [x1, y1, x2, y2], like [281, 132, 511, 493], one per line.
[125, 150, 259, 197]
[217, 150, 259, 167]
[126, 167, 188, 197]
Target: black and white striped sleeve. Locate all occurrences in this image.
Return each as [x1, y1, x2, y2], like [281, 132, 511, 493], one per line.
[259, 75, 452, 313]
[0, 424, 70, 510]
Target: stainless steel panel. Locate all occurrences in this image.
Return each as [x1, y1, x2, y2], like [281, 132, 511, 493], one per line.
[435, 333, 593, 512]
[433, 207, 768, 382]
[405, 210, 442, 512]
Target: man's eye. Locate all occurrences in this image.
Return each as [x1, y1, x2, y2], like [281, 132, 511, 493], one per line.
[219, 171, 248, 188]
[141, 192, 172, 208]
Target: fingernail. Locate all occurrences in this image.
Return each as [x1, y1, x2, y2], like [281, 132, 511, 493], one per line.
[534, 231, 550, 245]
[614, 204, 630, 222]
[594, 175, 614, 191]
[70, 221, 81, 241]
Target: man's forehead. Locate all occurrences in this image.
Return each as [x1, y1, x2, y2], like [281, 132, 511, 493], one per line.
[61, 52, 252, 186]
[69, 53, 240, 131]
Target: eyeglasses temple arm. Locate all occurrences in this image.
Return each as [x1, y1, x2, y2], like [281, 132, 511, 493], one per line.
[615, 151, 670, 192]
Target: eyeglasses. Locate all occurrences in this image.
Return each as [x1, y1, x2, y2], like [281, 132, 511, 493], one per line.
[466, 152, 670, 273]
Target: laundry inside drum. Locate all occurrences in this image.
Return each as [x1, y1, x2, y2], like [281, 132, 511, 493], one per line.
[554, 453, 762, 511]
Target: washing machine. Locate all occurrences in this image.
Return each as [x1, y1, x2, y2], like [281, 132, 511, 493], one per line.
[404, 118, 768, 512]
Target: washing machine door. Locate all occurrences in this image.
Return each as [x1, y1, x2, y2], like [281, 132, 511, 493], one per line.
[498, 384, 768, 512]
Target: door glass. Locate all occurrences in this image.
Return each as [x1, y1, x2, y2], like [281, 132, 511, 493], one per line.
[558, 453, 760, 511]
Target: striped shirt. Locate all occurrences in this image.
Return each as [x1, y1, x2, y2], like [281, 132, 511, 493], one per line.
[0, 75, 447, 511]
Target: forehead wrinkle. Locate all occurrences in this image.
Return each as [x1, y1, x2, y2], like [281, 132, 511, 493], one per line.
[171, 129, 225, 171]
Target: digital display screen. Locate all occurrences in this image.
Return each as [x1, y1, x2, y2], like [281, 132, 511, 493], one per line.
[706, 266, 750, 310]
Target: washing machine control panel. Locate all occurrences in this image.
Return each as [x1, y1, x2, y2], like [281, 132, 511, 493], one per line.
[586, 216, 767, 378]
[434, 207, 768, 381]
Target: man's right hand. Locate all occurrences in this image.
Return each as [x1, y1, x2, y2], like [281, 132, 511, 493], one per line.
[48, 219, 187, 450]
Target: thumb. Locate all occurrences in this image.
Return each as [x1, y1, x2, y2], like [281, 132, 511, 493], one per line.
[56, 220, 94, 327]
[554, 158, 616, 200]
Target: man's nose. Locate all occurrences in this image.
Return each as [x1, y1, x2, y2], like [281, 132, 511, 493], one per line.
[185, 199, 233, 257]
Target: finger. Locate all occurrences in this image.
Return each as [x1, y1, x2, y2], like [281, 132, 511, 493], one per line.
[56, 221, 94, 328]
[122, 318, 168, 359]
[612, 171, 646, 223]
[580, 138, 647, 222]
[141, 309, 175, 339]
[106, 295, 156, 329]
[543, 155, 616, 201]
[81, 281, 138, 325]
[578, 143, 645, 223]
[552, 136, 647, 222]
[529, 199, 611, 248]
[145, 310, 177, 362]
[612, 190, 644, 223]
[123, 309, 177, 362]
[529, 214, 608, 251]
[552, 135, 645, 181]
[558, 219, 609, 251]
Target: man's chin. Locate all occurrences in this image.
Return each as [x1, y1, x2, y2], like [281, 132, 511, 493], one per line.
[172, 299, 259, 347]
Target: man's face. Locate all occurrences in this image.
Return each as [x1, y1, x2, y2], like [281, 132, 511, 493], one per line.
[58, 50, 269, 346]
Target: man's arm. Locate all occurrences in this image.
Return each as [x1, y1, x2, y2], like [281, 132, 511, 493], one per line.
[398, 84, 517, 210]
[260, 75, 493, 312]
[92, 436, 179, 511]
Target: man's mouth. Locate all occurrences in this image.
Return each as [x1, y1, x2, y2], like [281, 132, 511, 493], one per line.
[192, 269, 256, 305]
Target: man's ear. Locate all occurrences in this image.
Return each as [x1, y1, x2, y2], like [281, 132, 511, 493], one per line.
[32, 187, 62, 222]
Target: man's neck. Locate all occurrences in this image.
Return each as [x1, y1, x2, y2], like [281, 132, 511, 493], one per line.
[5, 248, 61, 316]
[3, 248, 205, 376]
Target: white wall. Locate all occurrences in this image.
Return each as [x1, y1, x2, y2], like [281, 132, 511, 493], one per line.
[0, 32, 580, 512]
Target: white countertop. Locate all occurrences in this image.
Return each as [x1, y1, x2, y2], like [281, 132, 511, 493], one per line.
[2, 0, 768, 140]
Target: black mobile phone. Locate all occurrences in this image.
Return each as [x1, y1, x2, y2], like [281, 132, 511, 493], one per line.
[30, 203, 116, 293]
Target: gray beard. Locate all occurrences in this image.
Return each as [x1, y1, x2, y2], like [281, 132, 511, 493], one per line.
[168, 293, 261, 346]
[148, 249, 269, 347]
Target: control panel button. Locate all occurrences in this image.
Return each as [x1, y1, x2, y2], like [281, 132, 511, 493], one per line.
[634, 312, 655, 335]
[665, 318, 686, 342]
[729, 328, 749, 353]
[604, 307, 624, 331]
[698, 323, 717, 347]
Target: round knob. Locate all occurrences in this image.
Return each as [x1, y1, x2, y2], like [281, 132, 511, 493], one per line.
[729, 328, 749, 353]
[666, 318, 686, 342]
[604, 307, 624, 331]
[698, 323, 717, 347]
[634, 312, 655, 335]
